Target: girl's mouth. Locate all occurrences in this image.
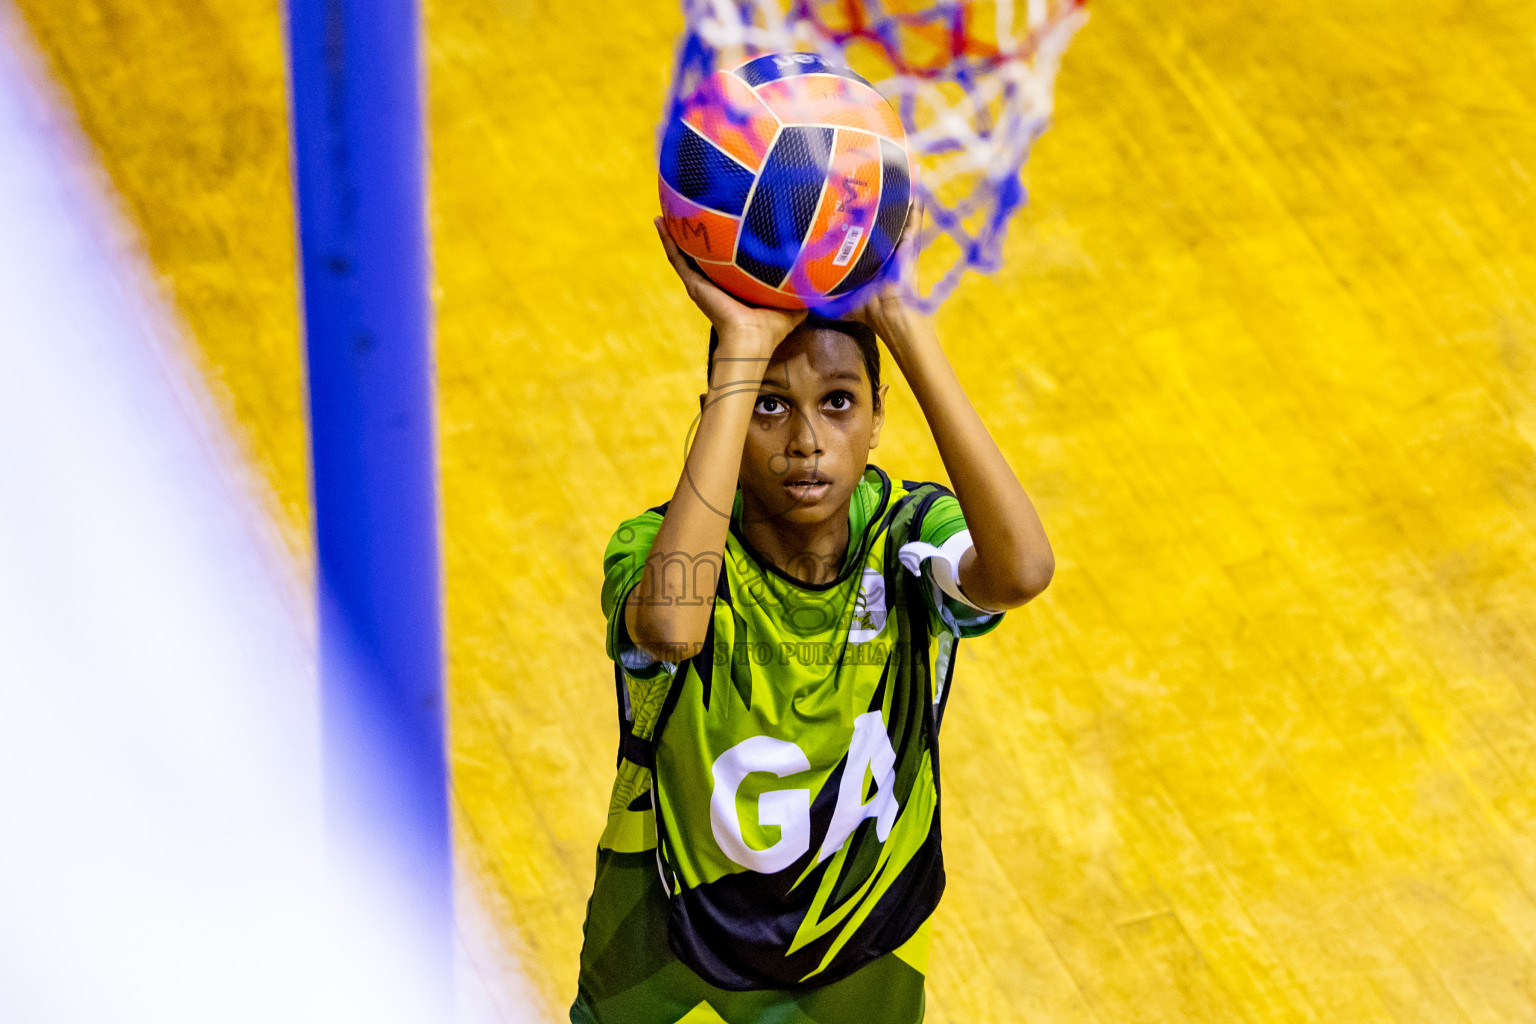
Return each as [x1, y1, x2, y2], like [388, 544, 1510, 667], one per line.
[784, 477, 831, 502]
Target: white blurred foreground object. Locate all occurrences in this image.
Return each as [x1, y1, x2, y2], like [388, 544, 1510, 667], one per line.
[0, 8, 536, 1022]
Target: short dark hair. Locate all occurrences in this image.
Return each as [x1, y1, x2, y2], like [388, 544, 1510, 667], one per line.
[707, 316, 881, 410]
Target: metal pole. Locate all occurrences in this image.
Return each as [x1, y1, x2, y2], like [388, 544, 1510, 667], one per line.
[284, 0, 449, 1011]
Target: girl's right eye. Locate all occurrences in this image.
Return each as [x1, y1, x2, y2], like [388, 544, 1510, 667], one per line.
[755, 396, 786, 415]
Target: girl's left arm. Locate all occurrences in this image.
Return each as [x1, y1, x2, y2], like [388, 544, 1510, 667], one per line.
[856, 294, 1054, 611]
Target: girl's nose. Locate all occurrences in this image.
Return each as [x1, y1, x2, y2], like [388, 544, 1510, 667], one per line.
[787, 410, 822, 457]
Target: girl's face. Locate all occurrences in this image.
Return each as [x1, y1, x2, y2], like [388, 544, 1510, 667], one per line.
[736, 325, 889, 527]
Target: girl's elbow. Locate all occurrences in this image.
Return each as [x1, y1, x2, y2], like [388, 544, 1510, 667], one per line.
[1008, 552, 1055, 606]
[632, 624, 704, 664]
[1025, 553, 1054, 599]
[635, 638, 702, 665]
[631, 610, 709, 664]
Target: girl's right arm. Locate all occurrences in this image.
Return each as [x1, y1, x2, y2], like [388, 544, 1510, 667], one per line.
[624, 221, 806, 665]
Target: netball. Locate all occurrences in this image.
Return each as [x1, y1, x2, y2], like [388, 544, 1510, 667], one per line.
[658, 52, 913, 309]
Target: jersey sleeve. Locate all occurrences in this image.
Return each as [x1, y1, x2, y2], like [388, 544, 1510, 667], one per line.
[900, 492, 1006, 640]
[601, 509, 678, 679]
[597, 510, 678, 857]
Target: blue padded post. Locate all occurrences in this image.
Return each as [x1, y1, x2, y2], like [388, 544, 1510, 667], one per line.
[284, 0, 449, 1006]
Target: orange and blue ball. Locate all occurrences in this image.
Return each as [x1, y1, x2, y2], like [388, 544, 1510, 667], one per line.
[659, 52, 913, 310]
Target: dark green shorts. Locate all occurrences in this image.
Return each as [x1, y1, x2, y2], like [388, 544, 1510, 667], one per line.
[570, 848, 929, 1024]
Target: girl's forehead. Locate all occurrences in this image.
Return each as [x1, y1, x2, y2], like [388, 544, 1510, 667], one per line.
[765, 329, 866, 386]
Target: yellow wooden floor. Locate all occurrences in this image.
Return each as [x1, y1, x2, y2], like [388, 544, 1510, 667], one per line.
[15, 0, 1536, 1019]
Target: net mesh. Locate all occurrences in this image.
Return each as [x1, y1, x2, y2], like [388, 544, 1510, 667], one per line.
[666, 0, 1089, 313]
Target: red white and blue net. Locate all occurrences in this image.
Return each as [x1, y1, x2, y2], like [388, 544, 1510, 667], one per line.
[665, 0, 1089, 312]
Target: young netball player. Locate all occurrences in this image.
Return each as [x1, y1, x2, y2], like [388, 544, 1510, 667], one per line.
[569, 220, 1054, 1024]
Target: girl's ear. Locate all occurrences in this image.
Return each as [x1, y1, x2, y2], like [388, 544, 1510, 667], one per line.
[868, 381, 891, 449]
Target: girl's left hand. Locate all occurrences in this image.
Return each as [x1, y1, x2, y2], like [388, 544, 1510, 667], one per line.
[847, 212, 933, 368]
[849, 284, 922, 364]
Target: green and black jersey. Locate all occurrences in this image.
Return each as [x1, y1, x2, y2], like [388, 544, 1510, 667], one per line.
[572, 465, 1005, 1024]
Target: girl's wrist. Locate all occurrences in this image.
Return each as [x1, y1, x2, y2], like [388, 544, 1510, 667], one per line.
[886, 320, 944, 376]
[710, 332, 778, 388]
[714, 324, 779, 354]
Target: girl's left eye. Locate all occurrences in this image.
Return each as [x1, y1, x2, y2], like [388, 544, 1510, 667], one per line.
[825, 392, 852, 411]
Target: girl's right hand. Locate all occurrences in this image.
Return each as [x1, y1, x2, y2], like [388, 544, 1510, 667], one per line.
[655, 217, 805, 357]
